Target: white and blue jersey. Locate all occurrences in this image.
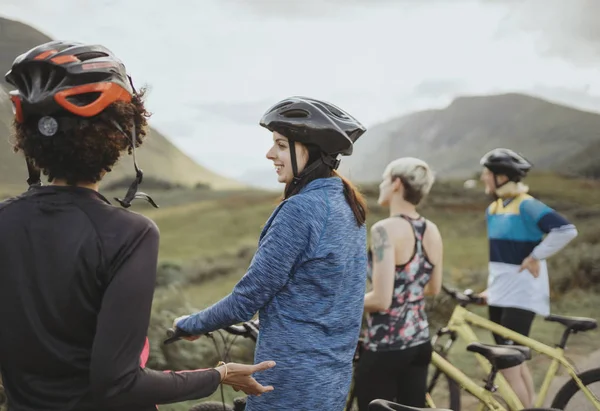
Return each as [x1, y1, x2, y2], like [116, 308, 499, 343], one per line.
[486, 193, 577, 316]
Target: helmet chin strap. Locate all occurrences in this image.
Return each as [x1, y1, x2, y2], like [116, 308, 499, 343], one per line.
[492, 173, 522, 200]
[289, 141, 301, 186]
[111, 120, 159, 209]
[26, 157, 41, 187]
[288, 141, 341, 186]
[493, 174, 506, 190]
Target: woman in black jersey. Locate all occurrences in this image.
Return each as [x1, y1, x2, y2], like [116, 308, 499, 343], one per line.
[0, 40, 274, 411]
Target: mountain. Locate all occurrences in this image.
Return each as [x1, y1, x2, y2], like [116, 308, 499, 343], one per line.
[339, 93, 600, 183]
[0, 16, 243, 191]
[559, 139, 600, 179]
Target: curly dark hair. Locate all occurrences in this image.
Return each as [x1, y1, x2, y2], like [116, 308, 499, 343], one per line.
[12, 89, 151, 185]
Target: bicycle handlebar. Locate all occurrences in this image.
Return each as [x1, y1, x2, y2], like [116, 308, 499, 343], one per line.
[164, 319, 260, 345]
[442, 284, 486, 306]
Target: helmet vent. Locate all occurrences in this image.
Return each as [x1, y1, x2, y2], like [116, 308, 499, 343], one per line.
[313, 101, 349, 120]
[66, 92, 102, 107]
[76, 51, 109, 62]
[44, 67, 64, 91]
[281, 108, 309, 118]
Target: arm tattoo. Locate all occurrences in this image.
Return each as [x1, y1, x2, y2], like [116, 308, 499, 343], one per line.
[372, 225, 390, 263]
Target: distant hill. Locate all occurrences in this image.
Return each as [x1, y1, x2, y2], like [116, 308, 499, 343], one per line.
[339, 93, 600, 183]
[559, 139, 600, 179]
[0, 16, 243, 191]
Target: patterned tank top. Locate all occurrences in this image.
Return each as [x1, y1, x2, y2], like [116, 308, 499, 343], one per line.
[364, 215, 434, 352]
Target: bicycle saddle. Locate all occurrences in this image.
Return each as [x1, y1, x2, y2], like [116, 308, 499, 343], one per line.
[466, 342, 527, 370]
[368, 399, 451, 411]
[545, 314, 597, 333]
[478, 342, 532, 360]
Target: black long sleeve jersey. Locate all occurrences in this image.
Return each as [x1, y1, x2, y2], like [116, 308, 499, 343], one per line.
[0, 185, 220, 411]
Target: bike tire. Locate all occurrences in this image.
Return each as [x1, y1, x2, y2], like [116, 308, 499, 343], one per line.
[188, 401, 234, 411]
[550, 367, 600, 409]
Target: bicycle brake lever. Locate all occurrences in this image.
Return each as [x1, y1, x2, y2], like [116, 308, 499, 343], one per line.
[164, 327, 214, 345]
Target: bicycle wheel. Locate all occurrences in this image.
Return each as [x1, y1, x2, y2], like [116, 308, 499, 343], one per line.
[189, 401, 234, 411]
[550, 367, 600, 410]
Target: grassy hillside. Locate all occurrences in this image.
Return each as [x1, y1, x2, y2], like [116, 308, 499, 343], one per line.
[132, 172, 599, 410]
[0, 16, 242, 192]
[339, 92, 600, 183]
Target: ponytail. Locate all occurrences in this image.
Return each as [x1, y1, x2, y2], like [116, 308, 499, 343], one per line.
[333, 170, 367, 226]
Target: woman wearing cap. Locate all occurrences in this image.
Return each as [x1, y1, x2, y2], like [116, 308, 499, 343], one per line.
[0, 40, 273, 411]
[174, 96, 369, 410]
[354, 157, 443, 410]
[478, 148, 578, 407]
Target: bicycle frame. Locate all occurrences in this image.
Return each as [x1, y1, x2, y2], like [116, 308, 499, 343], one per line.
[431, 304, 600, 410]
[430, 350, 511, 411]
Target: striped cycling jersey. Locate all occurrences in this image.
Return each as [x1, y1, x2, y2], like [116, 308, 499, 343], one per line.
[486, 193, 572, 316]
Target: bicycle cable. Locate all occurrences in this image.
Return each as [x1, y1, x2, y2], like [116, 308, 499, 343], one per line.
[207, 330, 242, 411]
[207, 333, 227, 411]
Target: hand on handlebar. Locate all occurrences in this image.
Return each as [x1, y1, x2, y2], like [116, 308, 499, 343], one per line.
[476, 289, 488, 304]
[217, 361, 276, 396]
[172, 315, 200, 341]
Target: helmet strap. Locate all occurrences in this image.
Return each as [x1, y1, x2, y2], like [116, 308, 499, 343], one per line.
[289, 142, 341, 185]
[26, 157, 41, 187]
[493, 174, 506, 190]
[289, 141, 301, 185]
[112, 120, 159, 209]
[320, 152, 340, 170]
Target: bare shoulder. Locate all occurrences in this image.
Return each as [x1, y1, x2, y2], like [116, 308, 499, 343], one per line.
[371, 217, 411, 238]
[424, 219, 441, 238]
[423, 218, 443, 254]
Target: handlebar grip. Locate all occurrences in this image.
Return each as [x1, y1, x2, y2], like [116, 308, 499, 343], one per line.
[163, 327, 194, 345]
[224, 324, 249, 335]
[441, 284, 454, 296]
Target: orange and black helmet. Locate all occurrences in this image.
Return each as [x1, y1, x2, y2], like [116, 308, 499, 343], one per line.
[5, 40, 133, 123]
[4, 40, 158, 209]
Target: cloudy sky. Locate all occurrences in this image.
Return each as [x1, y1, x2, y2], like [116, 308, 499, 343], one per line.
[2, 0, 600, 185]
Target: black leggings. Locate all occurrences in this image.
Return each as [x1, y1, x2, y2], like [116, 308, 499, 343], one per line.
[488, 305, 536, 345]
[354, 342, 432, 411]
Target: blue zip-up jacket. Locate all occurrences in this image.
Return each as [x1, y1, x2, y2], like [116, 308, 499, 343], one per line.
[178, 176, 368, 410]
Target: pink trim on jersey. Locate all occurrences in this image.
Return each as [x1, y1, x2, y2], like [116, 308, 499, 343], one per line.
[140, 337, 150, 368]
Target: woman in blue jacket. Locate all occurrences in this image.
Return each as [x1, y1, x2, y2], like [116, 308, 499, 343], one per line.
[174, 96, 369, 410]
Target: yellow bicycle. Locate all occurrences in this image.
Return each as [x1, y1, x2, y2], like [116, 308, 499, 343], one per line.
[371, 340, 563, 410]
[426, 285, 599, 410]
